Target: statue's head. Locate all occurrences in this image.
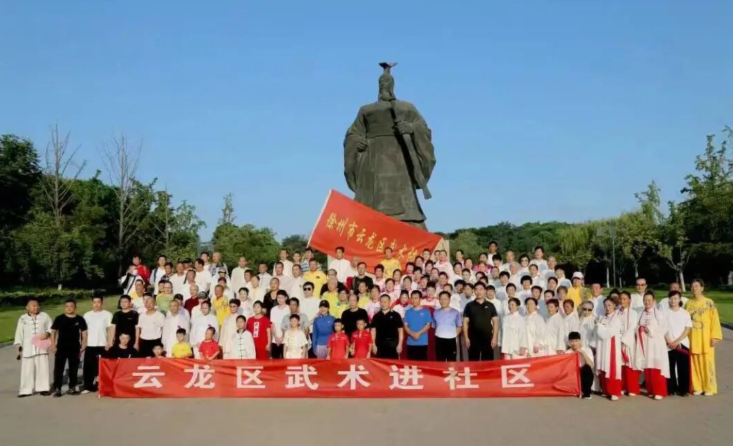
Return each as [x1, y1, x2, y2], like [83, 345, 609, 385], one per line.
[378, 62, 397, 102]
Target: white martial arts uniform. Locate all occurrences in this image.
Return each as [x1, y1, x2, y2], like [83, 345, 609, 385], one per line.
[544, 312, 567, 356]
[162, 310, 190, 356]
[225, 330, 257, 359]
[525, 311, 546, 357]
[14, 312, 52, 395]
[218, 313, 239, 355]
[501, 311, 528, 358]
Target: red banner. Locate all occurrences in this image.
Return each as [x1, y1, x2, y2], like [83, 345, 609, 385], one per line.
[99, 355, 580, 399]
[308, 190, 442, 271]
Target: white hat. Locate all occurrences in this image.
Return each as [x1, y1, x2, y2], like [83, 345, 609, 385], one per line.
[572, 272, 584, 280]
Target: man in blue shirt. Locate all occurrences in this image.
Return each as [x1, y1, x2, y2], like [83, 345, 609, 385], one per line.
[404, 291, 432, 361]
[433, 291, 462, 361]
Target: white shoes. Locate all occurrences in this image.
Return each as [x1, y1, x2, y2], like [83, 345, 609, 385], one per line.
[703, 392, 715, 397]
[627, 392, 637, 397]
[693, 391, 703, 396]
[610, 395, 619, 401]
[653, 395, 663, 400]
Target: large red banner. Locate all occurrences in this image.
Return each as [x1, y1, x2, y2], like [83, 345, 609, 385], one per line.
[99, 355, 580, 398]
[308, 190, 442, 271]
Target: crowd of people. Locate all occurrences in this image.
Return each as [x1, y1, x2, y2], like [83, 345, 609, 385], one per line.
[13, 244, 724, 401]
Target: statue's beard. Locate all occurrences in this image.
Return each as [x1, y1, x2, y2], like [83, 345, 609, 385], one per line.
[379, 87, 395, 101]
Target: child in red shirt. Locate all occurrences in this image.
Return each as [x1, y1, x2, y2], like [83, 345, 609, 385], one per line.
[199, 327, 221, 360]
[351, 318, 372, 358]
[246, 301, 272, 360]
[327, 319, 349, 360]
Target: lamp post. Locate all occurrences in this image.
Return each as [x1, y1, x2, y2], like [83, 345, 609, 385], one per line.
[610, 221, 617, 288]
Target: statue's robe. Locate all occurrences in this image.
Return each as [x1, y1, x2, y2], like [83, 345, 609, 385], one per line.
[344, 100, 436, 223]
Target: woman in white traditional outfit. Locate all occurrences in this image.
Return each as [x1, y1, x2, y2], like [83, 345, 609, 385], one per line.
[501, 298, 528, 359]
[635, 292, 670, 400]
[563, 300, 580, 344]
[596, 297, 623, 401]
[190, 301, 219, 358]
[544, 299, 567, 356]
[524, 297, 546, 358]
[618, 291, 641, 396]
[224, 316, 256, 359]
[162, 300, 190, 357]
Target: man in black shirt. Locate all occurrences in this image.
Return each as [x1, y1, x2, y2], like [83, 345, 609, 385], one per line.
[462, 282, 499, 361]
[370, 294, 404, 359]
[51, 299, 88, 396]
[341, 294, 369, 338]
[351, 262, 374, 293]
[110, 295, 139, 346]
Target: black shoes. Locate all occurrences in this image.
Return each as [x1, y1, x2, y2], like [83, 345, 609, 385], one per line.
[39, 391, 51, 396]
[53, 390, 63, 398]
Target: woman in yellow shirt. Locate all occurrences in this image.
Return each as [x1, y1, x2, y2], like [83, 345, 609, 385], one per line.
[685, 279, 723, 395]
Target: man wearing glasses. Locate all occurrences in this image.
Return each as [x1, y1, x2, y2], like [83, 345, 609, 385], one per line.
[631, 278, 647, 313]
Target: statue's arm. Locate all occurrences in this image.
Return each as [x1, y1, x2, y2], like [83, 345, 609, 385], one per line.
[343, 109, 367, 192]
[409, 107, 436, 182]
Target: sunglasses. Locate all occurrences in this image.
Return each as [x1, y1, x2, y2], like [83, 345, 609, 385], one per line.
[583, 308, 593, 312]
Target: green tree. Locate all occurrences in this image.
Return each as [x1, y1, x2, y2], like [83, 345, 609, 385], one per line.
[219, 193, 236, 226]
[557, 224, 593, 272]
[281, 234, 308, 256]
[450, 231, 482, 260]
[145, 190, 205, 262]
[212, 223, 280, 268]
[616, 182, 662, 279]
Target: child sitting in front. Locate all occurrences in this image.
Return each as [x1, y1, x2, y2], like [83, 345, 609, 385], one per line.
[171, 328, 193, 359]
[199, 327, 221, 361]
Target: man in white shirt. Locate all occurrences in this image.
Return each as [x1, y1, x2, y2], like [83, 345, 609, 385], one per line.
[299, 285, 321, 329]
[169, 262, 187, 295]
[509, 262, 522, 288]
[273, 262, 293, 293]
[151, 255, 168, 295]
[658, 282, 689, 311]
[230, 256, 250, 295]
[528, 264, 546, 289]
[257, 262, 272, 291]
[194, 259, 212, 294]
[495, 271, 511, 301]
[289, 264, 306, 301]
[554, 267, 572, 288]
[329, 246, 353, 283]
[162, 299, 190, 357]
[630, 277, 647, 313]
[278, 249, 294, 278]
[543, 257, 558, 281]
[588, 283, 606, 318]
[82, 295, 112, 394]
[501, 251, 516, 272]
[14, 297, 53, 397]
[135, 296, 165, 357]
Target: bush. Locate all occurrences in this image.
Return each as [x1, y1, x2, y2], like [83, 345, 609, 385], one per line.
[0, 289, 95, 307]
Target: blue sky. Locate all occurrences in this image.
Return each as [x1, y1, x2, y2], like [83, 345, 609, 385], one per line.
[1, 0, 731, 241]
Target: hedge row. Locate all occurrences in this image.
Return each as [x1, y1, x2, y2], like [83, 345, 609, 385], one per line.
[0, 289, 95, 307]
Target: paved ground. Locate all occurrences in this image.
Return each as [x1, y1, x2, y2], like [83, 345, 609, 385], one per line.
[1, 331, 731, 446]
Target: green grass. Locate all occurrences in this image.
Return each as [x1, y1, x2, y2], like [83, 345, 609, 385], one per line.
[0, 296, 119, 344]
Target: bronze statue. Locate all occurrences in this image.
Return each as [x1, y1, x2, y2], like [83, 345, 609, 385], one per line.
[344, 63, 436, 229]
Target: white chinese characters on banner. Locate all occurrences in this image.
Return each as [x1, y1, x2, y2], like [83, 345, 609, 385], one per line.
[184, 364, 216, 389]
[236, 366, 266, 389]
[443, 367, 479, 390]
[285, 365, 319, 390]
[337, 364, 370, 390]
[389, 365, 424, 390]
[132, 365, 165, 389]
[500, 364, 533, 389]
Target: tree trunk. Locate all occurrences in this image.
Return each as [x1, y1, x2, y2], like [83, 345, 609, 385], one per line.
[679, 270, 686, 293]
[606, 266, 610, 288]
[634, 264, 639, 279]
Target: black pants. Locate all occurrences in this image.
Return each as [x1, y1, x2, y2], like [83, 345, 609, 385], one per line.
[375, 343, 399, 359]
[54, 348, 80, 391]
[406, 345, 428, 361]
[580, 364, 594, 397]
[468, 338, 493, 361]
[83, 347, 106, 391]
[435, 337, 457, 362]
[270, 343, 284, 359]
[139, 338, 161, 358]
[667, 347, 690, 396]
